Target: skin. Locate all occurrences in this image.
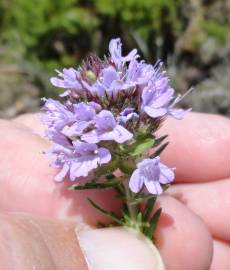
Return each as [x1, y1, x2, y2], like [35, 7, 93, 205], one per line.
[0, 112, 229, 269]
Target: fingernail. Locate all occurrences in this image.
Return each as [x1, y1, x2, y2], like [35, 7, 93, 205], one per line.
[76, 227, 165, 270]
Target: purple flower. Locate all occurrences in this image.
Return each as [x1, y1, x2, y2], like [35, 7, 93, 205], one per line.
[42, 98, 74, 131]
[141, 71, 191, 119]
[126, 60, 154, 86]
[129, 157, 174, 194]
[50, 68, 82, 96]
[118, 108, 139, 124]
[82, 110, 133, 143]
[52, 141, 111, 182]
[141, 78, 174, 118]
[42, 99, 100, 139]
[62, 102, 97, 138]
[109, 38, 138, 69]
[82, 65, 136, 99]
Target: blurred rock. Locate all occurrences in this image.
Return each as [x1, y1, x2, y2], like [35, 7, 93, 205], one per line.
[0, 65, 40, 118]
[183, 63, 230, 115]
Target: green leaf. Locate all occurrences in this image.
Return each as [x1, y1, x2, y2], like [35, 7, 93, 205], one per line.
[154, 135, 168, 147]
[151, 142, 169, 158]
[143, 196, 157, 222]
[130, 138, 155, 156]
[88, 198, 123, 225]
[146, 208, 162, 239]
[69, 178, 124, 190]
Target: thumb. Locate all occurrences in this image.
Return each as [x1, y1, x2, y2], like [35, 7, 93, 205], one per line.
[77, 227, 164, 270]
[0, 212, 164, 270]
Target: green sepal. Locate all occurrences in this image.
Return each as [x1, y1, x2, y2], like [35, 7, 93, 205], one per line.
[95, 158, 119, 177]
[119, 158, 136, 175]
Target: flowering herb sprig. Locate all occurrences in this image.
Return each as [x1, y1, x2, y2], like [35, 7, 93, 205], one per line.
[42, 38, 192, 240]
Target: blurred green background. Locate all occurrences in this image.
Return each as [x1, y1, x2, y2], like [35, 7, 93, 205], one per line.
[0, 0, 229, 118]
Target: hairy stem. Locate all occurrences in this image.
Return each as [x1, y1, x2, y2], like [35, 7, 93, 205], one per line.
[124, 181, 138, 226]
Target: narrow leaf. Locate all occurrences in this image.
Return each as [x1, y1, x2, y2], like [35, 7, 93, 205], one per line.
[147, 208, 162, 238]
[69, 178, 123, 190]
[130, 138, 155, 156]
[151, 142, 169, 158]
[154, 135, 168, 147]
[143, 196, 157, 222]
[88, 198, 123, 225]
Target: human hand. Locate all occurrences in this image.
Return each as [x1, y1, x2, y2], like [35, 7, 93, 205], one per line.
[0, 112, 229, 269]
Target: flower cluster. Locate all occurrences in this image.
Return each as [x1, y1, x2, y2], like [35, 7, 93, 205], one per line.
[43, 38, 190, 195]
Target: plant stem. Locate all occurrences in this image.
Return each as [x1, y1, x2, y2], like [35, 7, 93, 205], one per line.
[124, 181, 138, 225]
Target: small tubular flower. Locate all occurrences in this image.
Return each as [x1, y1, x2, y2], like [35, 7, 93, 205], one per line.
[61, 102, 97, 138]
[52, 141, 111, 182]
[109, 38, 138, 69]
[42, 98, 75, 131]
[118, 108, 139, 124]
[129, 157, 175, 195]
[50, 68, 82, 96]
[82, 110, 133, 143]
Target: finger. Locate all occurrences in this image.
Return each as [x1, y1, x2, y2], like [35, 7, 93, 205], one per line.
[0, 212, 87, 270]
[13, 113, 45, 137]
[158, 113, 230, 182]
[77, 227, 165, 270]
[168, 179, 230, 241]
[210, 240, 230, 270]
[0, 212, 164, 270]
[155, 195, 213, 270]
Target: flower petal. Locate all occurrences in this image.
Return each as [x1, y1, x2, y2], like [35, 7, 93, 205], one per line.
[144, 106, 167, 118]
[98, 148, 112, 164]
[113, 125, 133, 143]
[169, 108, 191, 120]
[159, 164, 175, 184]
[144, 180, 163, 195]
[152, 87, 174, 107]
[54, 163, 69, 182]
[129, 169, 143, 193]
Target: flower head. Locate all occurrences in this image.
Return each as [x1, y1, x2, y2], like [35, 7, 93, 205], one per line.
[44, 37, 190, 183]
[129, 157, 175, 195]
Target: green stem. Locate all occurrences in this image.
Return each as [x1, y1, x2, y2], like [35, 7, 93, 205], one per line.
[124, 181, 138, 224]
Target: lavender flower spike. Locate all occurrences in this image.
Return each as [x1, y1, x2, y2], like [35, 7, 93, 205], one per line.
[129, 157, 175, 195]
[82, 110, 133, 143]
